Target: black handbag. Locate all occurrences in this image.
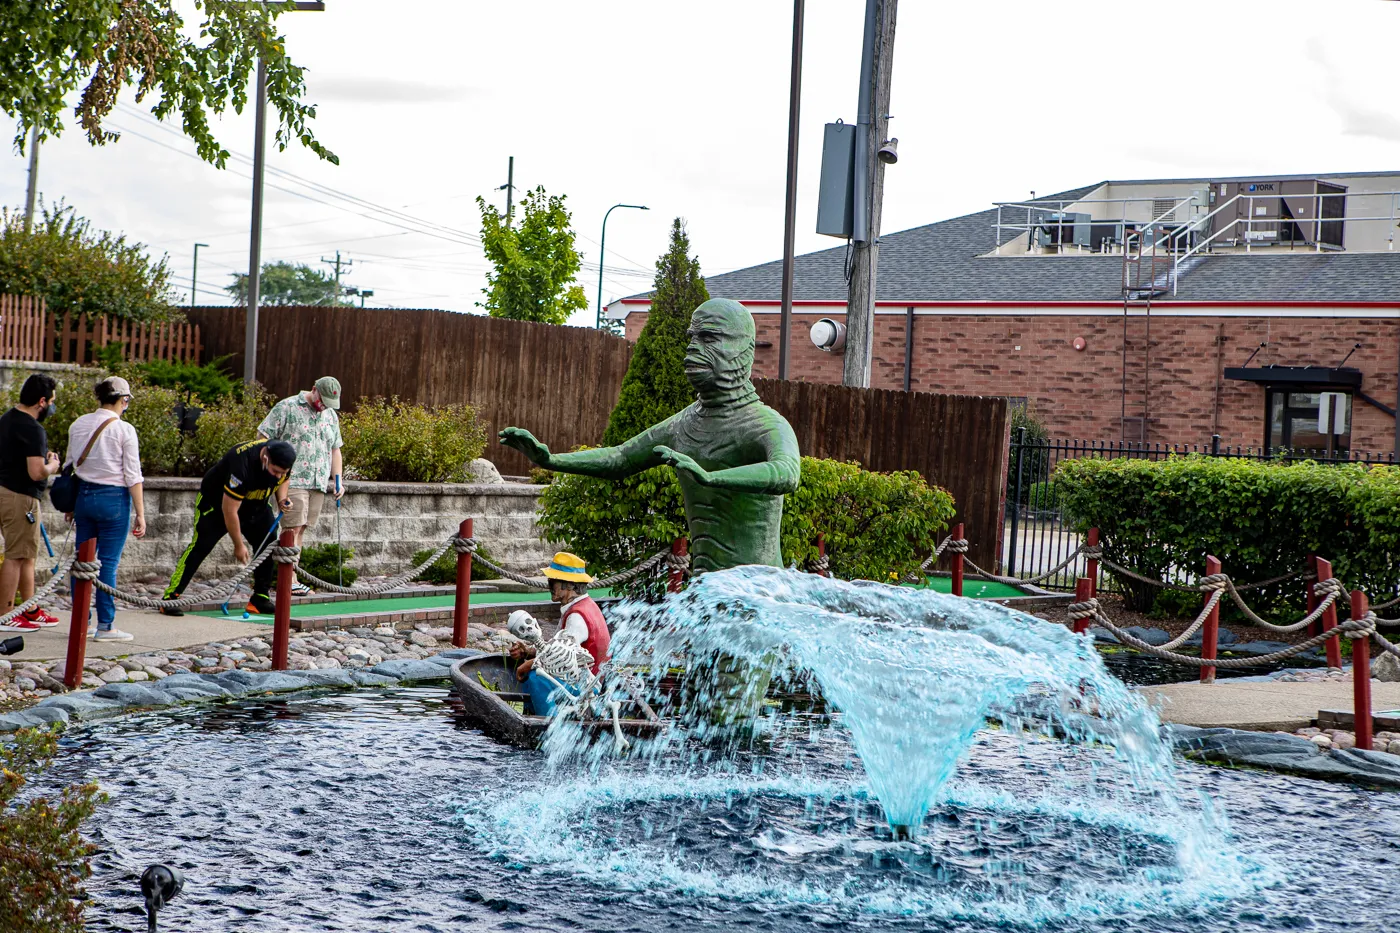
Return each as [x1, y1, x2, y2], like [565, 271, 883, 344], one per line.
[50, 416, 116, 512]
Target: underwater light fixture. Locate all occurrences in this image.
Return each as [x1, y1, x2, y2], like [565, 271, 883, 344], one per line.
[140, 864, 184, 932]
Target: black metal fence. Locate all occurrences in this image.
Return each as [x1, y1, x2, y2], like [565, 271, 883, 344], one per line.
[1004, 431, 1398, 592]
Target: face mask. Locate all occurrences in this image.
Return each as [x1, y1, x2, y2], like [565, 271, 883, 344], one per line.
[36, 402, 55, 423]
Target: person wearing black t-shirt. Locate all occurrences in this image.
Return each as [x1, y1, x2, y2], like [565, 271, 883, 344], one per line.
[0, 374, 63, 630]
[160, 439, 296, 617]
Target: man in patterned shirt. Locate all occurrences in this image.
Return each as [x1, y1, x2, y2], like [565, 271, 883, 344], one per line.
[258, 376, 346, 594]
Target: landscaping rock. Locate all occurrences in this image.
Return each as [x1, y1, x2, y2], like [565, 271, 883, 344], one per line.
[408, 631, 439, 648]
[1373, 650, 1400, 683]
[295, 670, 359, 688]
[92, 683, 177, 707]
[467, 458, 504, 484]
[36, 693, 125, 721]
[371, 659, 450, 682]
[350, 671, 399, 687]
[99, 667, 128, 684]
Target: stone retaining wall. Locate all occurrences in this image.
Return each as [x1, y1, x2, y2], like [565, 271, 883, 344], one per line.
[39, 478, 554, 583]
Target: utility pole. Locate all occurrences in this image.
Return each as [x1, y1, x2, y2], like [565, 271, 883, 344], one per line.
[191, 242, 209, 307]
[777, 0, 805, 380]
[596, 203, 649, 329]
[320, 250, 353, 302]
[243, 0, 324, 384]
[23, 127, 40, 233]
[498, 156, 516, 227]
[842, 0, 898, 389]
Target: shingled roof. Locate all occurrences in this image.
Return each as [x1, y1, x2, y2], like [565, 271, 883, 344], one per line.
[621, 184, 1400, 308]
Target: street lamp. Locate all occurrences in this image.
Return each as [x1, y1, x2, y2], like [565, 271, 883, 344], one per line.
[244, 0, 325, 383]
[596, 203, 648, 329]
[191, 242, 209, 308]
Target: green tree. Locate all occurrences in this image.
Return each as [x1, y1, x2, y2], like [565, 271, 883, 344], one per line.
[0, 0, 334, 166]
[602, 218, 708, 445]
[225, 260, 348, 306]
[476, 186, 588, 324]
[0, 201, 176, 320]
[0, 726, 107, 933]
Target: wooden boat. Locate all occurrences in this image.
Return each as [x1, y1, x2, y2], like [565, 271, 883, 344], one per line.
[449, 652, 666, 750]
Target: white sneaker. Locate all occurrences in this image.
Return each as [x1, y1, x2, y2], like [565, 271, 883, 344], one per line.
[93, 628, 134, 642]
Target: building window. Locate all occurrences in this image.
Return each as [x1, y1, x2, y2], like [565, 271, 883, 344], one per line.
[1265, 390, 1351, 454]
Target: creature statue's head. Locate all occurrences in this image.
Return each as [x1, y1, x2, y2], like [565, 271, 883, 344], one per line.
[684, 298, 756, 401]
[506, 609, 543, 645]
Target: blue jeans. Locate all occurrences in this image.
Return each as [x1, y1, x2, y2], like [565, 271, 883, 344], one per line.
[73, 484, 131, 631]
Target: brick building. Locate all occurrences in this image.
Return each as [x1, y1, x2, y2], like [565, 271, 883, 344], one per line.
[608, 173, 1400, 456]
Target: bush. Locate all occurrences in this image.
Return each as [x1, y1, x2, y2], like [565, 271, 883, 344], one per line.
[1054, 455, 1400, 615]
[538, 456, 956, 599]
[187, 384, 277, 476]
[299, 542, 357, 587]
[341, 397, 487, 483]
[128, 354, 239, 406]
[411, 544, 500, 585]
[0, 726, 106, 933]
[0, 201, 177, 321]
[1007, 401, 1051, 506]
[5, 367, 184, 475]
[1025, 480, 1058, 512]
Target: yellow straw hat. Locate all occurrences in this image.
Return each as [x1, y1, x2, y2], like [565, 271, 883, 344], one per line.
[541, 552, 593, 584]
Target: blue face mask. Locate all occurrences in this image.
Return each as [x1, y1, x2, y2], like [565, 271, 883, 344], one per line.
[36, 402, 55, 423]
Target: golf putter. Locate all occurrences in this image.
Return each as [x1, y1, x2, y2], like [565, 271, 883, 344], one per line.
[39, 524, 58, 575]
[335, 474, 343, 587]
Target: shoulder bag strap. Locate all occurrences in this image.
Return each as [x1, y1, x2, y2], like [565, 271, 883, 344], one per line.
[74, 415, 118, 469]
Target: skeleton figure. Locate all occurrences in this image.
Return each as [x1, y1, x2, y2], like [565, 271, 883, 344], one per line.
[506, 610, 632, 750]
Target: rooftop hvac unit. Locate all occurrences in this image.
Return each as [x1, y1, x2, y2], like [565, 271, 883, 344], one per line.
[1033, 211, 1091, 250]
[1207, 179, 1347, 249]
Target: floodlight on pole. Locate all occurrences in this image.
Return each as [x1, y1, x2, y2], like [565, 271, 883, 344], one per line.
[596, 203, 648, 329]
[243, 0, 325, 384]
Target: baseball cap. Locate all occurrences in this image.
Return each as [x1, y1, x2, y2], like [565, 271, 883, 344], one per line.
[314, 376, 342, 410]
[102, 376, 135, 398]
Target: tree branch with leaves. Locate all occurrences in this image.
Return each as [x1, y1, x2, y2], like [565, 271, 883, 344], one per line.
[477, 186, 588, 325]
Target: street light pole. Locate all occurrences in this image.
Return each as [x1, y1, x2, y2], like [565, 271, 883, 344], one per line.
[596, 203, 648, 329]
[243, 0, 324, 384]
[777, 0, 805, 380]
[191, 242, 209, 307]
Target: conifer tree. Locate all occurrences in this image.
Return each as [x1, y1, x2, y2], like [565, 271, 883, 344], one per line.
[602, 218, 709, 445]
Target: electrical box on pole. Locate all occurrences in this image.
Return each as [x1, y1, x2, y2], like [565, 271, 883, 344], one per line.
[816, 123, 856, 238]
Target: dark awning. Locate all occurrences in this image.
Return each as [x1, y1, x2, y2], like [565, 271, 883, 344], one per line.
[1223, 365, 1362, 389]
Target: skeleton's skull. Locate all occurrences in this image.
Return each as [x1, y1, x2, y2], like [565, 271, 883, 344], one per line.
[507, 610, 542, 644]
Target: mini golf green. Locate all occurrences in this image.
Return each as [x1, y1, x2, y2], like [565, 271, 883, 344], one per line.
[192, 576, 1033, 624]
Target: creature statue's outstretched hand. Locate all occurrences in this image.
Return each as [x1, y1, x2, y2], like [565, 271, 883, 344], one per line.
[499, 427, 551, 466]
[653, 445, 711, 486]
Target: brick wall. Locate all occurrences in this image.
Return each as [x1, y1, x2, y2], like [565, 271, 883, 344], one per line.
[626, 310, 1400, 452]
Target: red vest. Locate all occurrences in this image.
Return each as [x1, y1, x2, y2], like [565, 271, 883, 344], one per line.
[564, 596, 610, 674]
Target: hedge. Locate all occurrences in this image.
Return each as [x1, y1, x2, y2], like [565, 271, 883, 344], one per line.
[537, 456, 957, 600]
[1053, 455, 1400, 615]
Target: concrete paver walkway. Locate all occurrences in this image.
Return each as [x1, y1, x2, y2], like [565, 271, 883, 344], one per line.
[9, 609, 269, 662]
[1139, 680, 1400, 732]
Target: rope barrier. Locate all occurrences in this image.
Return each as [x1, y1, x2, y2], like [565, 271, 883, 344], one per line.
[901, 535, 962, 584]
[296, 539, 457, 595]
[86, 537, 281, 610]
[962, 546, 1085, 589]
[0, 552, 79, 625]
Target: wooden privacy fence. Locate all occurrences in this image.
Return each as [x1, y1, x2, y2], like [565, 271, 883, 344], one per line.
[188, 305, 1011, 569]
[0, 295, 201, 364]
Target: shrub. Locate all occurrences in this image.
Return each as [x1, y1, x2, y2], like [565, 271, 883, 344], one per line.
[299, 542, 357, 587]
[5, 367, 184, 475]
[129, 354, 239, 406]
[187, 384, 277, 476]
[1054, 455, 1400, 615]
[411, 544, 500, 585]
[528, 466, 555, 485]
[0, 726, 106, 933]
[538, 456, 956, 599]
[1025, 480, 1058, 512]
[341, 397, 487, 483]
[1007, 401, 1050, 506]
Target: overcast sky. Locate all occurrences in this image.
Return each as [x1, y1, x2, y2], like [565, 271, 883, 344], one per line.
[3, 0, 1399, 325]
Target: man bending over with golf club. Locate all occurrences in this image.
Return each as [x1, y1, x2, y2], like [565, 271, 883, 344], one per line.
[160, 439, 295, 617]
[257, 376, 345, 595]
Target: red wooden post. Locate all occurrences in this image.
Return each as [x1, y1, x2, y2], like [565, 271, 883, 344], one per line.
[815, 534, 830, 578]
[1317, 557, 1342, 669]
[452, 517, 474, 649]
[64, 538, 98, 691]
[668, 537, 688, 594]
[1305, 554, 1320, 638]
[272, 529, 295, 671]
[1199, 554, 1222, 684]
[1085, 527, 1100, 596]
[1352, 589, 1373, 751]
[1072, 576, 1093, 634]
[950, 522, 965, 597]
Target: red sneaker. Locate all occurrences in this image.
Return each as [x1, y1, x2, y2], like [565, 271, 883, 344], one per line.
[0, 614, 42, 632]
[22, 608, 61, 628]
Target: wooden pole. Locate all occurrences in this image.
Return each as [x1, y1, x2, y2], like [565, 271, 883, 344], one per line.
[452, 517, 474, 649]
[816, 533, 830, 578]
[1199, 554, 1221, 684]
[1305, 554, 1320, 638]
[668, 537, 688, 594]
[1072, 576, 1093, 634]
[1317, 557, 1342, 669]
[1352, 589, 1372, 751]
[1086, 527, 1100, 596]
[950, 521, 965, 597]
[64, 539, 98, 691]
[272, 529, 294, 670]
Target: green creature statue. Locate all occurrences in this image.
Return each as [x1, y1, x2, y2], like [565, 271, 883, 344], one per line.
[500, 298, 801, 572]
